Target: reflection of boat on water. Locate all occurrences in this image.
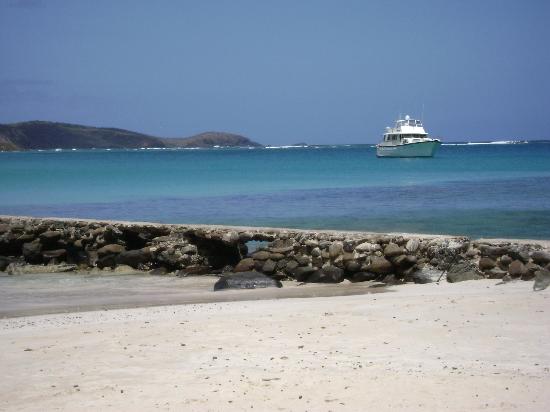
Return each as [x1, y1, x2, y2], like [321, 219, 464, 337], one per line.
[376, 115, 440, 157]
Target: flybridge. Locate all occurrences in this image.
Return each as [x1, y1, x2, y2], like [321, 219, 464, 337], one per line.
[386, 115, 427, 135]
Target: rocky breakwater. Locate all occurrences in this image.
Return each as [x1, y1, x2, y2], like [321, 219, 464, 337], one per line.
[1, 216, 549, 288]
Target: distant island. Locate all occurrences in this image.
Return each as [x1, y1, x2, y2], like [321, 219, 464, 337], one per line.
[0, 121, 262, 151]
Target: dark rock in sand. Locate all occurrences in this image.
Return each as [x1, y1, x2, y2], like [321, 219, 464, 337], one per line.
[533, 269, 550, 291]
[479, 257, 496, 271]
[0, 256, 14, 272]
[344, 260, 361, 273]
[532, 251, 550, 265]
[97, 255, 116, 269]
[381, 274, 403, 285]
[310, 265, 345, 283]
[447, 262, 483, 283]
[367, 256, 393, 275]
[214, 271, 282, 291]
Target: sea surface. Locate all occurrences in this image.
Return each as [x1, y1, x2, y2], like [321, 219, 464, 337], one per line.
[1, 142, 550, 239]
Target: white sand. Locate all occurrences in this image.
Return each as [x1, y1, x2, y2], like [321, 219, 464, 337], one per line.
[1, 280, 549, 411]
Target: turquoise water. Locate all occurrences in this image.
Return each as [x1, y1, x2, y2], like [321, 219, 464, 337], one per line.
[1, 143, 550, 239]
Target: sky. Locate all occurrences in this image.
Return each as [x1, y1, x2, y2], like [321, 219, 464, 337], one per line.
[1, 0, 549, 144]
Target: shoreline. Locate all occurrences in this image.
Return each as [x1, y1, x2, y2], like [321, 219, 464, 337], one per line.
[2, 214, 550, 245]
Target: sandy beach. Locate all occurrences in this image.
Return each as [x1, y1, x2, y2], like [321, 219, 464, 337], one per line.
[1, 279, 549, 411]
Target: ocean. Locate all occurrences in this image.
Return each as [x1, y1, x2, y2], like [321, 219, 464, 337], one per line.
[1, 142, 550, 239]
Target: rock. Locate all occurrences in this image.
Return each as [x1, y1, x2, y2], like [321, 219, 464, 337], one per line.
[22, 241, 43, 264]
[307, 265, 344, 283]
[251, 250, 270, 260]
[343, 241, 355, 253]
[214, 271, 282, 291]
[349, 271, 377, 282]
[405, 239, 420, 253]
[304, 239, 319, 248]
[39, 231, 62, 247]
[269, 253, 285, 261]
[478, 257, 496, 271]
[97, 255, 116, 269]
[479, 245, 507, 258]
[181, 244, 198, 255]
[465, 248, 479, 258]
[533, 269, 550, 291]
[344, 260, 361, 273]
[507, 247, 530, 263]
[295, 255, 310, 266]
[508, 260, 528, 278]
[355, 242, 380, 253]
[411, 267, 444, 283]
[293, 266, 316, 282]
[261, 259, 277, 274]
[486, 267, 508, 279]
[328, 242, 344, 259]
[179, 265, 210, 275]
[233, 258, 255, 272]
[447, 262, 483, 283]
[499, 255, 513, 268]
[116, 248, 152, 268]
[367, 257, 393, 275]
[42, 249, 67, 260]
[97, 244, 125, 257]
[103, 225, 123, 243]
[284, 260, 299, 274]
[391, 255, 417, 272]
[383, 243, 405, 257]
[532, 251, 550, 265]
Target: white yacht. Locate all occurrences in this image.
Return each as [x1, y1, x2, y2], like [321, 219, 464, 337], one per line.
[376, 115, 440, 157]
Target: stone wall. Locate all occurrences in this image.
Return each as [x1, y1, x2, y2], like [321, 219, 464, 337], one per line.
[1, 216, 549, 284]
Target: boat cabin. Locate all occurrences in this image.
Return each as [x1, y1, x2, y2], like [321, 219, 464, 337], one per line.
[382, 115, 428, 143]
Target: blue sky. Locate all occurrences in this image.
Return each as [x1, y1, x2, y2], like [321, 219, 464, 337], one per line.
[1, 0, 549, 144]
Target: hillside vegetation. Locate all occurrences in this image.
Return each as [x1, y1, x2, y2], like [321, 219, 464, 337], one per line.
[0, 121, 261, 150]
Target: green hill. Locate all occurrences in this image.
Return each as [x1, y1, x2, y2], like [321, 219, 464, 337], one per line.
[0, 121, 261, 150]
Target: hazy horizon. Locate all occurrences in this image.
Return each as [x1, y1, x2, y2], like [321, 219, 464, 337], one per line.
[1, 0, 549, 144]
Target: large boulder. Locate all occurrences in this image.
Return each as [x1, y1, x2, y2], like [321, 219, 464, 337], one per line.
[447, 262, 483, 283]
[405, 239, 420, 253]
[367, 257, 393, 274]
[214, 271, 282, 291]
[293, 266, 316, 282]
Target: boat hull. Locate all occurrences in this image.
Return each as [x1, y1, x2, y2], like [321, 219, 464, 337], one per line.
[376, 141, 440, 158]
